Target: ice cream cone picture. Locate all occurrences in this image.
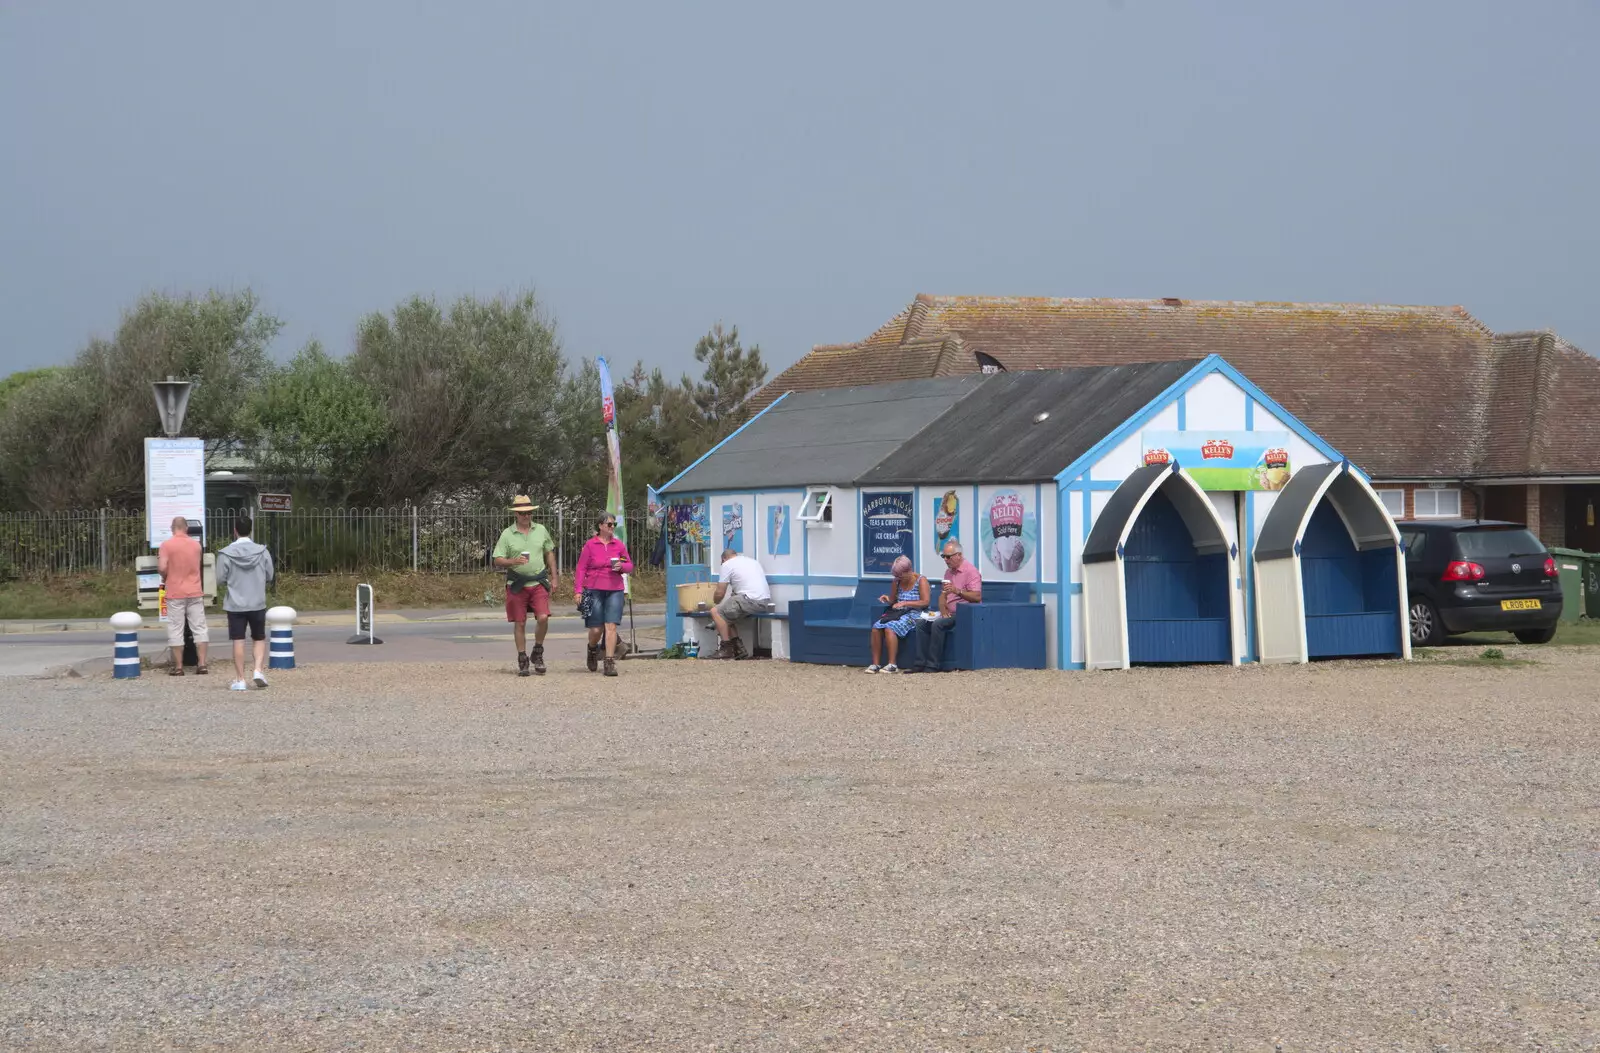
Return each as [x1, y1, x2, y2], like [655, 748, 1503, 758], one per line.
[987, 491, 1027, 572]
[934, 489, 959, 546]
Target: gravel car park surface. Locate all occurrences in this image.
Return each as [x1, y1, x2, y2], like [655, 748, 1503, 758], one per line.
[2, 650, 1597, 1051]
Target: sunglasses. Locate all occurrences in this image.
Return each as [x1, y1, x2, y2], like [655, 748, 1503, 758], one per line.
[941, 552, 959, 560]
[601, 520, 616, 527]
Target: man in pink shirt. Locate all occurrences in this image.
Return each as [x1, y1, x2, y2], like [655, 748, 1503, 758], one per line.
[902, 539, 981, 674]
[157, 515, 209, 675]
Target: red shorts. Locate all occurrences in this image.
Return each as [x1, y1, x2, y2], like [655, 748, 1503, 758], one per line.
[505, 584, 551, 623]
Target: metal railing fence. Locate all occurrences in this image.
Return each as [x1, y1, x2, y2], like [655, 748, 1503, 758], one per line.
[0, 504, 660, 578]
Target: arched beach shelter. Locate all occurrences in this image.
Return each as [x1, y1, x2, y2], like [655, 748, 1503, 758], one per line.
[1254, 460, 1411, 663]
[1082, 462, 1243, 669]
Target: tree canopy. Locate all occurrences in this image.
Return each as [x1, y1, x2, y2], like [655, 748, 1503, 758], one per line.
[0, 293, 769, 512]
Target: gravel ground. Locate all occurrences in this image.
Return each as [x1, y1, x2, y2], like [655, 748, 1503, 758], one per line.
[2, 649, 1597, 1052]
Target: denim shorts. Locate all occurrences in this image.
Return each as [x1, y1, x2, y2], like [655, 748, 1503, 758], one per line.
[583, 588, 625, 628]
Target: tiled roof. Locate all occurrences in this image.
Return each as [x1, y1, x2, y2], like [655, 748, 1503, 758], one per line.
[756, 295, 1596, 480]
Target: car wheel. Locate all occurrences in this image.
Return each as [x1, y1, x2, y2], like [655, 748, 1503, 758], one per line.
[1513, 626, 1557, 645]
[1409, 598, 1445, 647]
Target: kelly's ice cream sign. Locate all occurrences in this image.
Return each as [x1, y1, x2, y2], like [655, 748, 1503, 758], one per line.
[1139, 430, 1293, 491]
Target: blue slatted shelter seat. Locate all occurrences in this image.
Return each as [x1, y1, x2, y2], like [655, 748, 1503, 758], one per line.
[1124, 489, 1233, 664]
[1299, 501, 1403, 657]
[788, 579, 1045, 669]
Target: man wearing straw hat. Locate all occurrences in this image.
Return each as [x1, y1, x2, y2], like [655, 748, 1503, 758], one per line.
[493, 495, 558, 676]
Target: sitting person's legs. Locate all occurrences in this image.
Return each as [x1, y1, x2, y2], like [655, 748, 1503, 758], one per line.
[905, 615, 954, 673]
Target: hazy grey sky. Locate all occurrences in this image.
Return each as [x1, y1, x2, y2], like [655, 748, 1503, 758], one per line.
[3, 1, 1596, 380]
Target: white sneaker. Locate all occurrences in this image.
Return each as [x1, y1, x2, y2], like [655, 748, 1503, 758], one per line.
[252, 670, 269, 689]
[863, 664, 880, 674]
[882, 663, 899, 674]
[229, 680, 248, 692]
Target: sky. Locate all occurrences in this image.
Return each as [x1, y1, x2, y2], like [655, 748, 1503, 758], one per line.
[2, 1, 1597, 381]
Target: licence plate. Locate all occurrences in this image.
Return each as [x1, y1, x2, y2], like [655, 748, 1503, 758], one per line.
[1501, 599, 1542, 611]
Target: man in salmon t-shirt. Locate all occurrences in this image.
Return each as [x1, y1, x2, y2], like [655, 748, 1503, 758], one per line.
[157, 515, 209, 675]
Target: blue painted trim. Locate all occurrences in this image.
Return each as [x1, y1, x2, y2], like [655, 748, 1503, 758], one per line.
[1081, 487, 1091, 541]
[1065, 480, 1123, 492]
[1244, 398, 1255, 432]
[1063, 661, 1088, 670]
[1033, 482, 1042, 585]
[769, 574, 861, 587]
[1051, 355, 1348, 485]
[658, 393, 791, 494]
[1208, 356, 1345, 464]
[1244, 490, 1257, 662]
[1057, 488, 1069, 668]
[1177, 394, 1187, 431]
[772, 572, 1060, 590]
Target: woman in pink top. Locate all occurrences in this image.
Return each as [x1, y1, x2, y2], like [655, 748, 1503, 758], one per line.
[574, 513, 634, 676]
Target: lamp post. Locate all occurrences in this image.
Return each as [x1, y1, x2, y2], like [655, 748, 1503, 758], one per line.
[151, 376, 200, 667]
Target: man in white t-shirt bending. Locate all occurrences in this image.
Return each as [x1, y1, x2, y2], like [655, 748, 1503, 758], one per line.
[707, 548, 771, 660]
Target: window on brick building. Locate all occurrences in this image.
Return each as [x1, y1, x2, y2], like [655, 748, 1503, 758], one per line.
[1376, 489, 1404, 518]
[1413, 488, 1461, 518]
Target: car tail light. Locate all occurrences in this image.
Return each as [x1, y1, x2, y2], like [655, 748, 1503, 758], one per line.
[1442, 560, 1486, 582]
[1544, 557, 1557, 578]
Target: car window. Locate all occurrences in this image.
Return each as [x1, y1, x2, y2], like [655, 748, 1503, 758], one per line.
[1453, 528, 1544, 560]
[1401, 530, 1426, 563]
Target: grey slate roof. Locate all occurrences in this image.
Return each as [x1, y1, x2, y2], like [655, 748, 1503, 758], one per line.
[662, 376, 986, 494]
[663, 361, 1199, 494]
[858, 361, 1194, 485]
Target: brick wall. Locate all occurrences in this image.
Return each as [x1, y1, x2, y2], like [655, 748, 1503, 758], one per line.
[1540, 485, 1567, 549]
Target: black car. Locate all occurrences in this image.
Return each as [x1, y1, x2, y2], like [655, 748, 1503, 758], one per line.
[1397, 519, 1563, 646]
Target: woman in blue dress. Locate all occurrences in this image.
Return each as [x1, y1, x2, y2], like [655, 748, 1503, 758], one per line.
[866, 555, 929, 673]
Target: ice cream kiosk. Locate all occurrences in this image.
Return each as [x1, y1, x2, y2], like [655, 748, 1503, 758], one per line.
[658, 354, 1407, 669]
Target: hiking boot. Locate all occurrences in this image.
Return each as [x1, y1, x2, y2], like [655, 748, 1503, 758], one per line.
[531, 645, 547, 675]
[731, 638, 749, 661]
[703, 640, 737, 661]
[586, 643, 600, 673]
[603, 657, 617, 677]
[517, 652, 531, 677]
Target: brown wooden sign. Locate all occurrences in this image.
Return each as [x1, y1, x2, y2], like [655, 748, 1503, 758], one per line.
[258, 493, 292, 513]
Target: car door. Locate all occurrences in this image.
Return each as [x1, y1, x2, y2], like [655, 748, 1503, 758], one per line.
[1400, 528, 1431, 604]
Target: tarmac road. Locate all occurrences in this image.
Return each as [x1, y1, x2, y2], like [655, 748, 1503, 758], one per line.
[0, 606, 668, 678]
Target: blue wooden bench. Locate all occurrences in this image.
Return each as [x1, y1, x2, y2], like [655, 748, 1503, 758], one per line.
[787, 579, 1045, 669]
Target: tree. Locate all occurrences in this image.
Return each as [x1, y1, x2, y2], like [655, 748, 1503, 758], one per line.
[241, 341, 388, 504]
[346, 293, 573, 503]
[685, 323, 767, 439]
[0, 367, 64, 416]
[0, 291, 278, 509]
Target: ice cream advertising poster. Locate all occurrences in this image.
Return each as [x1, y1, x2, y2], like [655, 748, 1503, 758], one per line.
[932, 490, 960, 551]
[721, 503, 744, 552]
[1139, 430, 1293, 491]
[982, 489, 1036, 574]
[861, 492, 914, 575]
[767, 504, 791, 556]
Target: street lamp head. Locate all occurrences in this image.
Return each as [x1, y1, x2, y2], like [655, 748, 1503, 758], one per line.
[152, 377, 193, 437]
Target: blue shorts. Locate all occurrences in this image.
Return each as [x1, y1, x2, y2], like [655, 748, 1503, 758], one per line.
[583, 588, 625, 628]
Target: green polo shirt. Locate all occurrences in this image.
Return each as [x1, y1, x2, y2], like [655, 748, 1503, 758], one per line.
[494, 522, 555, 583]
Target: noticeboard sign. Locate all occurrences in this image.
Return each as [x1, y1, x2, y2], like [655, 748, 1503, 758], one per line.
[259, 493, 292, 513]
[145, 437, 206, 547]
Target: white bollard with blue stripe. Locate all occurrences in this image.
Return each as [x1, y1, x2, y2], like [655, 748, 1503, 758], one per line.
[109, 611, 142, 679]
[266, 606, 298, 670]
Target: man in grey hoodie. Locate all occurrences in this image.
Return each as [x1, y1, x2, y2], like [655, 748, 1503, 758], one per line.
[216, 514, 276, 691]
